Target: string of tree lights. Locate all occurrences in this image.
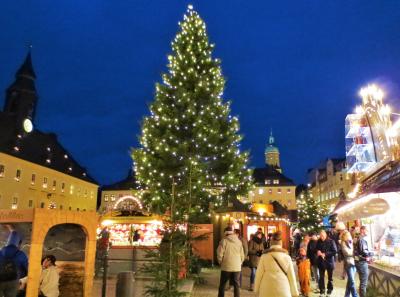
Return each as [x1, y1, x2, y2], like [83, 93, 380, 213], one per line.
[132, 5, 253, 223]
[297, 188, 328, 233]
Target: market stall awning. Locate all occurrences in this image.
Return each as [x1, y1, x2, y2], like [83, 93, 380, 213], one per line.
[335, 195, 390, 222]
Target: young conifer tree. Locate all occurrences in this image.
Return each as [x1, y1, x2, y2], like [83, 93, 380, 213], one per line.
[132, 5, 252, 222]
[297, 189, 328, 234]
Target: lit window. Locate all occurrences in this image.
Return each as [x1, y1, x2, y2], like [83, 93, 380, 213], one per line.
[52, 180, 56, 191]
[0, 165, 4, 177]
[61, 183, 65, 192]
[104, 195, 109, 202]
[15, 169, 21, 181]
[258, 189, 264, 195]
[265, 179, 271, 185]
[31, 174, 36, 185]
[278, 189, 282, 194]
[70, 185, 74, 195]
[268, 189, 272, 194]
[287, 189, 291, 193]
[273, 180, 279, 184]
[11, 204, 17, 210]
[28, 200, 33, 208]
[43, 177, 48, 188]
[84, 190, 88, 198]
[90, 191, 94, 199]
[12, 197, 18, 209]
[12, 197, 18, 204]
[111, 195, 116, 201]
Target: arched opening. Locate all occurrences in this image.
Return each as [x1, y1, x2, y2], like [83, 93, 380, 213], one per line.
[113, 195, 144, 216]
[42, 224, 87, 297]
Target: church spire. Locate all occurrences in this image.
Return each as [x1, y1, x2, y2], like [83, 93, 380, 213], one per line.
[269, 129, 275, 145]
[16, 49, 36, 80]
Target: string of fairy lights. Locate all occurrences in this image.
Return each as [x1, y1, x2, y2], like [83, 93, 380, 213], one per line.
[132, 5, 253, 219]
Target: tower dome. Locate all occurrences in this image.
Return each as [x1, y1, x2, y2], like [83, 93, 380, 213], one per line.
[265, 130, 281, 171]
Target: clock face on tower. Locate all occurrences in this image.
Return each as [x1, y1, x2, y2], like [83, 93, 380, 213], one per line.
[23, 118, 33, 133]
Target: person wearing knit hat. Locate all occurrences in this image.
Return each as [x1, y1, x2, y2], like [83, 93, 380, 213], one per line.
[217, 226, 245, 297]
[254, 231, 299, 297]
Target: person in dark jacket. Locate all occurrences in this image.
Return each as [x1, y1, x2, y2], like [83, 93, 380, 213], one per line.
[0, 229, 28, 297]
[306, 232, 319, 288]
[354, 226, 373, 297]
[247, 232, 264, 291]
[316, 230, 337, 297]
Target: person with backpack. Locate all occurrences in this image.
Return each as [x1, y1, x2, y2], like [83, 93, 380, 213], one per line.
[0, 229, 28, 297]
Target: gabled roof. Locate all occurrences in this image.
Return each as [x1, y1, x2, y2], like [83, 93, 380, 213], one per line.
[253, 164, 295, 186]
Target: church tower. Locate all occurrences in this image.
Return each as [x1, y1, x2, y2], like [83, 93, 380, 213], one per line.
[265, 130, 281, 172]
[3, 50, 38, 133]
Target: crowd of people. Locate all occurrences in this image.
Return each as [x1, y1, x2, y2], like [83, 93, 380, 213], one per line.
[216, 223, 374, 297]
[0, 226, 59, 297]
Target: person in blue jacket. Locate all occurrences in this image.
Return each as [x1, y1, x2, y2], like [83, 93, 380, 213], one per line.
[0, 229, 29, 297]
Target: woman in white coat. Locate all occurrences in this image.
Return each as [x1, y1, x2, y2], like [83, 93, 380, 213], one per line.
[254, 231, 299, 297]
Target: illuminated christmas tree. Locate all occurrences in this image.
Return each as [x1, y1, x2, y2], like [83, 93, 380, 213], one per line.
[132, 5, 252, 222]
[297, 188, 328, 234]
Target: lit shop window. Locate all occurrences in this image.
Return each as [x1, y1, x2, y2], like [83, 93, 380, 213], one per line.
[31, 174, 36, 185]
[0, 165, 5, 177]
[43, 177, 48, 188]
[258, 189, 264, 195]
[15, 169, 21, 181]
[104, 195, 109, 202]
[52, 180, 57, 191]
[273, 180, 279, 184]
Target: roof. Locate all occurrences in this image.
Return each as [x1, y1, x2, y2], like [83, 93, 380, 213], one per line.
[253, 164, 295, 186]
[101, 170, 139, 190]
[16, 51, 36, 79]
[0, 114, 97, 184]
[214, 198, 252, 213]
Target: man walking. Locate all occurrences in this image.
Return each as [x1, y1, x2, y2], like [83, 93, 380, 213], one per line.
[316, 230, 337, 297]
[307, 232, 319, 292]
[217, 226, 245, 297]
[354, 226, 373, 297]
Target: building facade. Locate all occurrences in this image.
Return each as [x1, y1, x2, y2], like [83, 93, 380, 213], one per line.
[247, 132, 297, 211]
[0, 52, 98, 211]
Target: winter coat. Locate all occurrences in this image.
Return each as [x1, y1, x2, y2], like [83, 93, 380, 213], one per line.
[39, 265, 60, 297]
[354, 236, 373, 262]
[341, 240, 355, 266]
[248, 238, 264, 268]
[316, 238, 337, 269]
[306, 239, 318, 266]
[217, 235, 244, 272]
[240, 237, 248, 258]
[254, 245, 299, 297]
[0, 244, 28, 280]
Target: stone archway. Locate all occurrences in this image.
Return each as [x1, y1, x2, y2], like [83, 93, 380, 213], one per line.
[25, 209, 98, 297]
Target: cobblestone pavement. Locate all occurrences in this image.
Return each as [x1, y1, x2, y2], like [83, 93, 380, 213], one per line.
[193, 264, 354, 297]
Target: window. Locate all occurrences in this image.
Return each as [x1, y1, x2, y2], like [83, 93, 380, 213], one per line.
[287, 189, 291, 193]
[60, 205, 63, 210]
[70, 185, 74, 195]
[61, 183, 65, 192]
[15, 169, 21, 181]
[43, 177, 48, 188]
[77, 208, 80, 211]
[268, 189, 272, 194]
[84, 190, 88, 198]
[28, 200, 33, 207]
[111, 195, 116, 202]
[0, 165, 4, 177]
[12, 197, 18, 204]
[118, 194, 123, 198]
[40, 202, 45, 208]
[69, 206, 72, 210]
[273, 179, 279, 185]
[258, 189, 264, 195]
[104, 195, 109, 202]
[12, 197, 18, 209]
[90, 191, 94, 199]
[31, 174, 36, 185]
[265, 179, 271, 185]
[52, 180, 56, 191]
[277, 188, 282, 194]
[77, 187, 81, 197]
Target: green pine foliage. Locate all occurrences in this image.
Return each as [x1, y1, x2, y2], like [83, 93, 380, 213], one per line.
[132, 6, 252, 222]
[297, 189, 328, 234]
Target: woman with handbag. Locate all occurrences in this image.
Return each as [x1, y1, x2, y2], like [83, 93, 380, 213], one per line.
[254, 231, 299, 297]
[341, 231, 358, 297]
[248, 232, 264, 291]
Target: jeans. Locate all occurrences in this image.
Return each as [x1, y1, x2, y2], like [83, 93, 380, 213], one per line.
[250, 267, 257, 284]
[0, 280, 19, 297]
[229, 270, 242, 287]
[311, 264, 319, 285]
[356, 261, 368, 297]
[345, 264, 358, 297]
[218, 271, 240, 297]
[318, 265, 333, 294]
